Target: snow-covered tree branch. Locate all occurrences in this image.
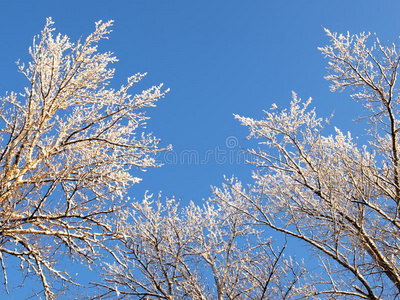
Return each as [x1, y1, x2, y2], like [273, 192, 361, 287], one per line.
[213, 30, 400, 299]
[96, 195, 311, 299]
[0, 18, 169, 299]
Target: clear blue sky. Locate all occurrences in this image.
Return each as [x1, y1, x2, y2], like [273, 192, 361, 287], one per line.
[1, 1, 400, 203]
[1, 0, 400, 297]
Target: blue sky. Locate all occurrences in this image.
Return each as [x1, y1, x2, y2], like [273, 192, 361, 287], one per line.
[1, 1, 400, 204]
[1, 0, 400, 296]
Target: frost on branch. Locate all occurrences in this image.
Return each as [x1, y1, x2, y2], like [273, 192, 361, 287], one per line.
[95, 194, 312, 299]
[0, 18, 169, 299]
[222, 38, 400, 297]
